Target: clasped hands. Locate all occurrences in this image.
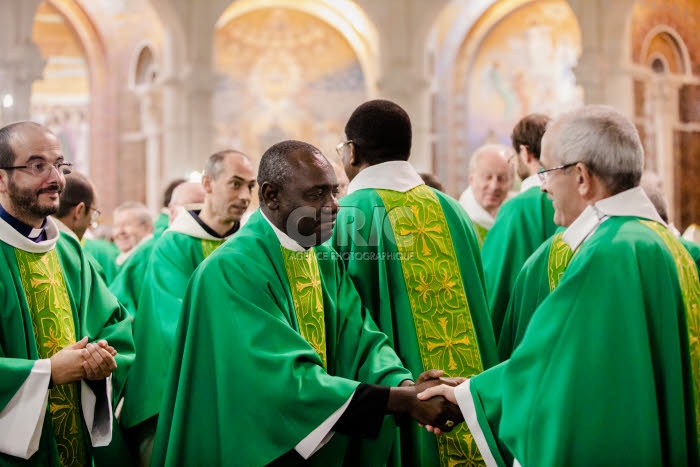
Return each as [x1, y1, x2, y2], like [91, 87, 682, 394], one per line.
[402, 369, 466, 434]
[49, 336, 118, 386]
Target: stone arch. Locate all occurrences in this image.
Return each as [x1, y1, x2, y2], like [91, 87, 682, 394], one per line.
[212, 1, 379, 161]
[215, 0, 379, 96]
[130, 42, 159, 89]
[640, 26, 692, 76]
[430, 0, 582, 195]
[37, 0, 119, 213]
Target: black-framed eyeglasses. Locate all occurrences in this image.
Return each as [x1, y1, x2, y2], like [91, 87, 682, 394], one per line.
[0, 161, 72, 177]
[537, 162, 578, 182]
[335, 140, 353, 161]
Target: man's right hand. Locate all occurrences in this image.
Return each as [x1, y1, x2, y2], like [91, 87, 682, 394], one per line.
[387, 383, 464, 433]
[49, 337, 89, 385]
[410, 394, 463, 432]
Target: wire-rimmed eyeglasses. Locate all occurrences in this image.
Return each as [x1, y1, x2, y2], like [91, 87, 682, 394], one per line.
[537, 162, 578, 183]
[335, 140, 353, 161]
[0, 161, 72, 177]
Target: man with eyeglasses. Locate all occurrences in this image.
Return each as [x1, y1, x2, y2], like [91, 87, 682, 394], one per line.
[53, 171, 100, 241]
[480, 114, 558, 345]
[458, 143, 514, 247]
[0, 121, 135, 466]
[52, 171, 121, 286]
[331, 100, 498, 467]
[416, 105, 700, 466]
[121, 150, 255, 466]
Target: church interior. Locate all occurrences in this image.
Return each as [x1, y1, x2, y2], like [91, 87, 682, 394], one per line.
[1, 0, 698, 230]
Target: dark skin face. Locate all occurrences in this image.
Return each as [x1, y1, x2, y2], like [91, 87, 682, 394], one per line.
[261, 149, 340, 248]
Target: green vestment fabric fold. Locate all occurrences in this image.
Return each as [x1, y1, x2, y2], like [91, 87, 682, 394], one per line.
[332, 186, 498, 467]
[152, 213, 169, 238]
[121, 229, 223, 429]
[481, 187, 556, 342]
[108, 237, 156, 317]
[464, 217, 700, 466]
[82, 239, 120, 284]
[151, 210, 411, 466]
[0, 233, 135, 467]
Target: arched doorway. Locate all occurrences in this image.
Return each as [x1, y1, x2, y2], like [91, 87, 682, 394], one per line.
[631, 9, 700, 228]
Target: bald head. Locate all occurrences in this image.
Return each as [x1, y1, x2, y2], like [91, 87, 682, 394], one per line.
[169, 181, 206, 222]
[0, 121, 67, 228]
[468, 143, 514, 216]
[0, 121, 57, 167]
[204, 150, 253, 180]
[259, 140, 339, 247]
[200, 149, 257, 232]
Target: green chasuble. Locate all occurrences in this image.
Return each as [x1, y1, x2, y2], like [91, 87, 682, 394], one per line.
[0, 221, 135, 467]
[496, 229, 568, 360]
[332, 176, 498, 467]
[472, 223, 489, 249]
[152, 212, 169, 238]
[498, 230, 699, 361]
[82, 239, 120, 284]
[108, 237, 156, 318]
[459, 215, 700, 466]
[151, 210, 411, 466]
[121, 211, 229, 430]
[481, 186, 556, 342]
[681, 236, 700, 271]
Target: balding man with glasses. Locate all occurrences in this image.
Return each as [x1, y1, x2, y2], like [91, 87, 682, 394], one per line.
[0, 121, 135, 466]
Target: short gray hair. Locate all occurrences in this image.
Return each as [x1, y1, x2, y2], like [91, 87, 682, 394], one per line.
[468, 143, 513, 172]
[113, 201, 153, 228]
[545, 105, 644, 194]
[203, 149, 249, 180]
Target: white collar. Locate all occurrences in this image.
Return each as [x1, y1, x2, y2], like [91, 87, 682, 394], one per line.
[563, 187, 666, 251]
[260, 210, 307, 252]
[459, 186, 495, 230]
[167, 207, 233, 241]
[0, 215, 60, 253]
[520, 173, 542, 192]
[116, 234, 154, 266]
[51, 216, 79, 241]
[346, 161, 424, 195]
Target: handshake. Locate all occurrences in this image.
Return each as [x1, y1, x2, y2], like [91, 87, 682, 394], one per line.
[392, 369, 466, 435]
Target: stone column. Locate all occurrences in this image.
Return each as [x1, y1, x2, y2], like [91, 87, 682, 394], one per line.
[359, 0, 449, 173]
[137, 88, 162, 214]
[569, 0, 636, 116]
[0, 0, 45, 125]
[649, 77, 681, 221]
[155, 0, 221, 181]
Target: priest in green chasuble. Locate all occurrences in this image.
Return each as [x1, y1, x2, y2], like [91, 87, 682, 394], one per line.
[108, 181, 205, 318]
[121, 150, 256, 464]
[458, 144, 514, 247]
[417, 105, 700, 466]
[152, 140, 462, 466]
[0, 121, 135, 466]
[330, 100, 498, 467]
[481, 114, 557, 343]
